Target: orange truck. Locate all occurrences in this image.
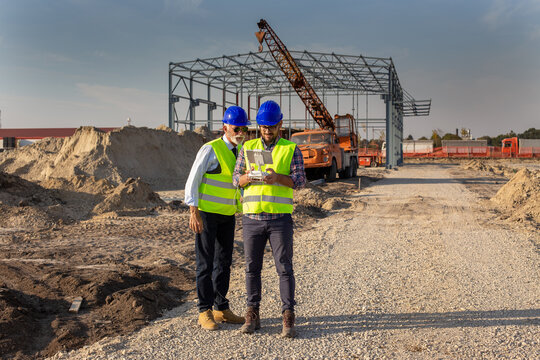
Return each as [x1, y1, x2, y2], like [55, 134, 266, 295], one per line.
[501, 137, 540, 157]
[290, 114, 358, 181]
[358, 143, 384, 167]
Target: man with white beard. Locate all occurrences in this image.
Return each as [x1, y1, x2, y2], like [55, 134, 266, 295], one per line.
[184, 106, 250, 330]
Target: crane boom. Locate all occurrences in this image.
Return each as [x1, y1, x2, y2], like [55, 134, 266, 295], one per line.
[256, 19, 335, 131]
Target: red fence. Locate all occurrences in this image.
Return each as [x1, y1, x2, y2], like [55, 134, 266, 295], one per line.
[404, 146, 540, 159]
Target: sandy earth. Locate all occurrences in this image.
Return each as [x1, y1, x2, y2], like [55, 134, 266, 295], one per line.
[45, 163, 539, 360]
[1, 127, 538, 358]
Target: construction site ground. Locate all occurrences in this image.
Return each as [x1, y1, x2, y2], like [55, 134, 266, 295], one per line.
[1, 131, 538, 359]
[49, 162, 539, 360]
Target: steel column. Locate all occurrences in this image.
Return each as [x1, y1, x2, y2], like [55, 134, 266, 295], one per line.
[189, 77, 195, 131]
[247, 95, 251, 121]
[385, 69, 394, 168]
[207, 84, 212, 130]
[168, 67, 173, 130]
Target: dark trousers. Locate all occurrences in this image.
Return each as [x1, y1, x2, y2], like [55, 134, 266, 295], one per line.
[243, 214, 296, 313]
[195, 210, 235, 312]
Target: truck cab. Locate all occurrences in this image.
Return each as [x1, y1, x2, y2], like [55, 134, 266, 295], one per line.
[501, 137, 518, 157]
[291, 129, 343, 181]
[290, 114, 358, 181]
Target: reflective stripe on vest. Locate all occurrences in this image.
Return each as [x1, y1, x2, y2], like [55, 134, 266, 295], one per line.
[242, 138, 295, 214]
[198, 138, 240, 215]
[201, 177, 236, 190]
[243, 195, 294, 205]
[200, 193, 237, 205]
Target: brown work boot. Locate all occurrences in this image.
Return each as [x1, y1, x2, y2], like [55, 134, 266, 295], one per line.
[198, 309, 218, 331]
[239, 306, 260, 334]
[213, 308, 245, 324]
[281, 310, 296, 338]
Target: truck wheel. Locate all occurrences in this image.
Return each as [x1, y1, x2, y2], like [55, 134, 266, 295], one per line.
[348, 159, 355, 177]
[339, 166, 349, 179]
[351, 158, 358, 177]
[370, 159, 377, 167]
[340, 158, 355, 179]
[326, 159, 337, 182]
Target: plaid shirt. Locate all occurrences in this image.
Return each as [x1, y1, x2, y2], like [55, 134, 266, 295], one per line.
[232, 137, 306, 220]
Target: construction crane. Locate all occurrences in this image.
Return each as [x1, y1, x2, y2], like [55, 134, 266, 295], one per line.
[255, 19, 335, 131]
[255, 19, 359, 180]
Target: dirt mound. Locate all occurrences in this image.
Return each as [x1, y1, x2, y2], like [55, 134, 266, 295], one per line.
[491, 168, 540, 224]
[295, 183, 348, 211]
[0, 262, 192, 359]
[193, 125, 214, 142]
[0, 126, 206, 190]
[0, 137, 64, 180]
[1, 172, 168, 228]
[93, 178, 166, 216]
[42, 174, 115, 195]
[462, 159, 515, 177]
[0, 172, 67, 229]
[155, 124, 174, 132]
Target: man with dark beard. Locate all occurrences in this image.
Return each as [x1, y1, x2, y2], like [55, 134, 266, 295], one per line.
[233, 101, 306, 338]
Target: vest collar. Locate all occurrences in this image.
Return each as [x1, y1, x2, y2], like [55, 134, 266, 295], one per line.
[261, 136, 281, 149]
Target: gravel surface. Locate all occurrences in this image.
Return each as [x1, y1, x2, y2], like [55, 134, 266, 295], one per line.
[51, 164, 540, 359]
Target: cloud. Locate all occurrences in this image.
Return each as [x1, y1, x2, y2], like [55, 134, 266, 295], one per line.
[76, 83, 166, 124]
[163, 0, 204, 15]
[92, 50, 108, 58]
[531, 24, 540, 40]
[43, 52, 76, 64]
[77, 83, 163, 110]
[482, 0, 540, 29]
[482, 0, 513, 28]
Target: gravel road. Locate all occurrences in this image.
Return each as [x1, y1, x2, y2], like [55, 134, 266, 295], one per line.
[52, 164, 539, 359]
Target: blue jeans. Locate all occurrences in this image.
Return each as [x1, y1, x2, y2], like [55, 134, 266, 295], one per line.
[242, 214, 296, 313]
[195, 211, 235, 312]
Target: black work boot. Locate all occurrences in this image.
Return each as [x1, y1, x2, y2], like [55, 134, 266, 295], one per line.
[239, 306, 260, 334]
[281, 309, 296, 338]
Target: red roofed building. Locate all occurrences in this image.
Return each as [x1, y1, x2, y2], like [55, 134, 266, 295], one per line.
[0, 128, 118, 140]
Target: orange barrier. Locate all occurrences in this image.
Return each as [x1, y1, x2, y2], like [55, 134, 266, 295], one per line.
[404, 146, 540, 159]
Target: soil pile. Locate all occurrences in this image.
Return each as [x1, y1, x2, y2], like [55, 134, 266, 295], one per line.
[93, 177, 166, 216]
[0, 262, 192, 359]
[491, 168, 540, 224]
[0, 171, 66, 230]
[193, 125, 214, 142]
[0, 137, 65, 180]
[1, 171, 168, 228]
[462, 159, 515, 177]
[295, 183, 349, 211]
[155, 124, 174, 132]
[0, 126, 206, 190]
[42, 174, 115, 195]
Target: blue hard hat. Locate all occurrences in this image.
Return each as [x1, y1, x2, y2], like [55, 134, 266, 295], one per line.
[256, 100, 283, 126]
[223, 106, 251, 126]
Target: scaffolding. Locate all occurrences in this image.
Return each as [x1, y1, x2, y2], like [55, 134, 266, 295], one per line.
[169, 50, 430, 168]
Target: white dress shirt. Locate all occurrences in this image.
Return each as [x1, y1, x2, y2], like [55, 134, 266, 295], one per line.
[184, 135, 236, 207]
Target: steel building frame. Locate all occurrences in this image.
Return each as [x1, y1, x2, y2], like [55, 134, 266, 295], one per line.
[169, 50, 430, 168]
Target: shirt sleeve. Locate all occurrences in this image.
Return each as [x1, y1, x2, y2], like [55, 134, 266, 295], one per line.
[184, 144, 215, 207]
[289, 145, 306, 189]
[232, 147, 246, 188]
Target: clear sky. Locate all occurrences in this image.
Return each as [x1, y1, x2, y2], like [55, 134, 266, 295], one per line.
[1, 0, 539, 139]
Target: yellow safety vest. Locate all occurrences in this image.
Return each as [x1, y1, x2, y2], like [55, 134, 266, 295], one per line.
[242, 138, 295, 214]
[198, 138, 240, 215]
